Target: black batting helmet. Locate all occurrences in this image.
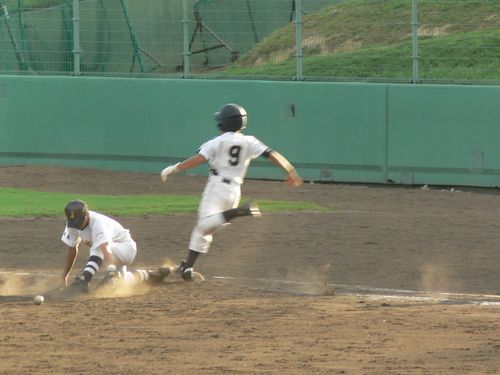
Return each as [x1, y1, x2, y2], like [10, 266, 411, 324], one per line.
[215, 103, 247, 132]
[65, 200, 88, 229]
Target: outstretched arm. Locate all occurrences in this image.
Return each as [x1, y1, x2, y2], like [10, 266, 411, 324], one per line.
[177, 154, 207, 172]
[268, 150, 303, 186]
[161, 154, 207, 182]
[61, 246, 78, 287]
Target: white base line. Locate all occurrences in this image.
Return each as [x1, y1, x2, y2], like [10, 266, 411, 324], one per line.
[211, 276, 500, 306]
[2, 271, 500, 306]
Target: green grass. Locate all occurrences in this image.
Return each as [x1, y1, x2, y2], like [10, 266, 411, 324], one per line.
[222, 0, 500, 83]
[0, 188, 329, 217]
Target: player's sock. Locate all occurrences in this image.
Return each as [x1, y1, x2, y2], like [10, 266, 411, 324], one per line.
[223, 202, 260, 221]
[118, 269, 169, 285]
[185, 250, 199, 268]
[126, 270, 148, 284]
[82, 255, 103, 282]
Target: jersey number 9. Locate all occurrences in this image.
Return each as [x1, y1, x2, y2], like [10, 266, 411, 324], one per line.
[228, 145, 241, 166]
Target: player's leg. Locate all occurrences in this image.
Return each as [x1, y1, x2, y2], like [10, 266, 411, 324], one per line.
[81, 255, 103, 283]
[178, 202, 260, 281]
[178, 232, 210, 281]
[92, 239, 137, 289]
[109, 239, 137, 266]
[77, 241, 130, 286]
[106, 240, 170, 285]
[195, 184, 260, 235]
[194, 183, 245, 235]
[221, 201, 261, 220]
[176, 186, 222, 280]
[67, 252, 104, 292]
[123, 266, 171, 285]
[177, 183, 246, 280]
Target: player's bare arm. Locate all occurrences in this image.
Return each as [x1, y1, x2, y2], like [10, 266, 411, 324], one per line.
[268, 150, 303, 186]
[61, 246, 78, 287]
[178, 154, 207, 171]
[161, 154, 207, 182]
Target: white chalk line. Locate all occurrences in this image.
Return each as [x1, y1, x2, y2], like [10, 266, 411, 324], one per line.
[2, 271, 500, 307]
[211, 275, 500, 307]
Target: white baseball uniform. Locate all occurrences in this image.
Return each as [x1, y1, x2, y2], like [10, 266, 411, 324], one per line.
[61, 211, 137, 265]
[189, 131, 269, 253]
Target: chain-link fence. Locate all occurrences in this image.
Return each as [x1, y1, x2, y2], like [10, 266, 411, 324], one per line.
[1, 0, 499, 84]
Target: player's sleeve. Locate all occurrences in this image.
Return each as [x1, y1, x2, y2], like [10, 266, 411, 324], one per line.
[93, 232, 110, 249]
[61, 227, 81, 247]
[91, 221, 111, 249]
[198, 139, 216, 161]
[260, 148, 273, 158]
[247, 136, 270, 159]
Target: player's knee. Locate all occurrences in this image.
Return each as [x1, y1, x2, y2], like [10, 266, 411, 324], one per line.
[198, 214, 225, 235]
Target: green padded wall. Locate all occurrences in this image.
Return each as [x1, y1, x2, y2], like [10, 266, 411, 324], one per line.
[0, 76, 387, 182]
[1, 75, 499, 187]
[387, 84, 500, 186]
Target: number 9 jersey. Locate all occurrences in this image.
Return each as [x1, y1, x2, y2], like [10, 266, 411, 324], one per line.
[198, 131, 270, 185]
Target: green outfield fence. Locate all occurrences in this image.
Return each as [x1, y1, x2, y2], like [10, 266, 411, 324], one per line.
[1, 75, 500, 187]
[1, 0, 499, 84]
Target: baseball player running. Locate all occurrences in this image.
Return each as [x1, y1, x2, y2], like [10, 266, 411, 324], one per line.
[61, 200, 170, 293]
[160, 103, 303, 281]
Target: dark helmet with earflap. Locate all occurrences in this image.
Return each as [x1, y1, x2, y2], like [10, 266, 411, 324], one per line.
[214, 103, 247, 132]
[64, 200, 88, 229]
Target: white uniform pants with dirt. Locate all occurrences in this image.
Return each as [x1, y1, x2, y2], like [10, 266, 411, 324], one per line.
[189, 180, 241, 253]
[89, 239, 137, 266]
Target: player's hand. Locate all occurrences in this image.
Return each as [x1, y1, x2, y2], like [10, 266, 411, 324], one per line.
[285, 170, 303, 187]
[60, 276, 68, 289]
[160, 163, 180, 182]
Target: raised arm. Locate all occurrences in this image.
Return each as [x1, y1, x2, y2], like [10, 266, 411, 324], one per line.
[268, 150, 303, 186]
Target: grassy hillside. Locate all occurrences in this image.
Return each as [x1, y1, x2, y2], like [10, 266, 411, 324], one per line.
[225, 0, 500, 83]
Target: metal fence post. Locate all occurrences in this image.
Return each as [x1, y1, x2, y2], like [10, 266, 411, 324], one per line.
[411, 0, 419, 83]
[295, 0, 303, 81]
[0, 0, 27, 71]
[119, 0, 145, 73]
[72, 0, 81, 76]
[182, 0, 190, 78]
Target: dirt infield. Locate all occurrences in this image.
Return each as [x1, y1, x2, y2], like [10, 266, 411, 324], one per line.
[1, 165, 500, 374]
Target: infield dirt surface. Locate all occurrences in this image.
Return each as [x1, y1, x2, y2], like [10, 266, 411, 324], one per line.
[1, 166, 500, 374]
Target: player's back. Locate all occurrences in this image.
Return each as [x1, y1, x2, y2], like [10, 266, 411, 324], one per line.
[200, 132, 268, 183]
[87, 211, 131, 243]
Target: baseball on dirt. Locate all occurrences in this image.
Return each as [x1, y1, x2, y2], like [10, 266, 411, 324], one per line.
[33, 295, 45, 305]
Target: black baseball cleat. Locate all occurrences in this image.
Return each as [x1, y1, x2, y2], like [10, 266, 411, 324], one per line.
[147, 267, 171, 283]
[181, 268, 193, 281]
[245, 201, 261, 218]
[237, 201, 261, 218]
[68, 275, 89, 293]
[177, 261, 193, 281]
